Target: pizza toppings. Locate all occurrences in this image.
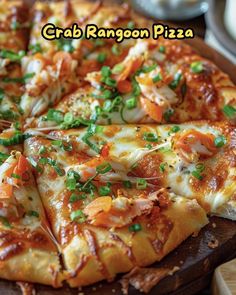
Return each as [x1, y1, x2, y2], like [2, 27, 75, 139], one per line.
[83, 196, 154, 228]
[173, 130, 218, 162]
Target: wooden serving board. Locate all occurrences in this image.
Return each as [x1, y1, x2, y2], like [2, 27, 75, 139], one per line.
[2, 2, 236, 294]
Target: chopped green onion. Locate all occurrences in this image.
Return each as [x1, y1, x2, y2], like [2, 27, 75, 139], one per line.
[111, 44, 121, 56]
[98, 185, 111, 196]
[67, 170, 80, 181]
[0, 49, 25, 62]
[190, 61, 203, 73]
[0, 132, 27, 146]
[27, 210, 39, 218]
[152, 73, 162, 83]
[163, 108, 174, 122]
[140, 63, 157, 74]
[129, 223, 142, 232]
[169, 125, 180, 134]
[66, 177, 77, 191]
[96, 162, 112, 174]
[0, 152, 9, 164]
[29, 43, 42, 54]
[0, 216, 11, 228]
[159, 163, 166, 173]
[145, 144, 152, 149]
[93, 39, 105, 47]
[70, 210, 86, 223]
[123, 180, 132, 188]
[64, 112, 74, 124]
[46, 109, 64, 123]
[112, 63, 124, 74]
[56, 38, 74, 53]
[143, 132, 158, 142]
[222, 105, 236, 118]
[104, 77, 117, 88]
[125, 97, 137, 110]
[39, 146, 46, 155]
[214, 135, 227, 148]
[169, 72, 182, 89]
[97, 52, 107, 63]
[127, 21, 135, 29]
[131, 78, 141, 97]
[0, 88, 4, 101]
[100, 89, 113, 100]
[11, 173, 20, 179]
[195, 163, 205, 173]
[69, 193, 86, 203]
[101, 66, 111, 78]
[136, 178, 147, 190]
[191, 170, 203, 180]
[159, 45, 166, 53]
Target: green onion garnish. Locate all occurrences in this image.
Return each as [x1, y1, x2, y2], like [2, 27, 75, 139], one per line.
[190, 61, 203, 73]
[69, 193, 86, 203]
[169, 125, 180, 134]
[159, 163, 166, 173]
[111, 44, 121, 56]
[104, 77, 117, 88]
[112, 63, 124, 74]
[140, 63, 157, 74]
[191, 170, 203, 180]
[169, 72, 182, 90]
[163, 108, 174, 122]
[70, 210, 86, 223]
[11, 173, 20, 179]
[136, 178, 147, 189]
[127, 21, 135, 29]
[222, 105, 236, 118]
[29, 43, 42, 54]
[159, 45, 166, 53]
[0, 88, 4, 101]
[0, 152, 9, 164]
[129, 223, 142, 232]
[96, 162, 112, 174]
[152, 73, 162, 83]
[101, 66, 111, 78]
[143, 132, 158, 142]
[46, 109, 64, 123]
[125, 97, 137, 110]
[0, 216, 11, 228]
[0, 49, 25, 62]
[98, 185, 111, 196]
[214, 135, 227, 148]
[123, 180, 132, 188]
[97, 52, 107, 63]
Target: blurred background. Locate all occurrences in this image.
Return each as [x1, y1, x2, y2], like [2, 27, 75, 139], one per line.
[130, 0, 236, 64]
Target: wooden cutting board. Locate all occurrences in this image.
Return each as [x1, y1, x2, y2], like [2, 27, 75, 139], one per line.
[1, 2, 236, 294]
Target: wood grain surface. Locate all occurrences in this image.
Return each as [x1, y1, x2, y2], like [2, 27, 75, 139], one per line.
[1, 1, 236, 294]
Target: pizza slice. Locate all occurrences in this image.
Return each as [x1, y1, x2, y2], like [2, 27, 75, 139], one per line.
[0, 0, 30, 128]
[21, 0, 141, 120]
[29, 0, 139, 60]
[25, 121, 236, 220]
[23, 134, 208, 287]
[27, 38, 236, 129]
[0, 151, 63, 286]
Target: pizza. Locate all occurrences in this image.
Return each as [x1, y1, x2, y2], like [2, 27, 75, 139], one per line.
[0, 0, 235, 292]
[0, 151, 62, 286]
